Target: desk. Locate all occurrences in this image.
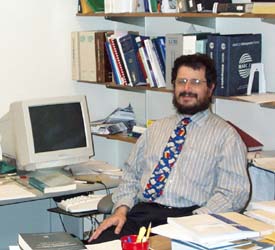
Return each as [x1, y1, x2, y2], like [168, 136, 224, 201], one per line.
[0, 174, 119, 250]
[150, 235, 171, 250]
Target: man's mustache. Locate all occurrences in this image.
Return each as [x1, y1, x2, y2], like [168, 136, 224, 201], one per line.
[178, 92, 197, 98]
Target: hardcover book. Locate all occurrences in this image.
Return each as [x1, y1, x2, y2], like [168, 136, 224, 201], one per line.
[78, 31, 97, 82]
[252, 2, 275, 14]
[29, 172, 76, 194]
[18, 232, 86, 250]
[95, 31, 112, 83]
[167, 214, 259, 247]
[108, 35, 128, 85]
[214, 3, 253, 13]
[210, 33, 261, 96]
[119, 34, 147, 86]
[86, 0, 104, 12]
[227, 121, 263, 152]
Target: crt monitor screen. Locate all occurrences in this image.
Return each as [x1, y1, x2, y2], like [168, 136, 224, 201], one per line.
[30, 103, 86, 153]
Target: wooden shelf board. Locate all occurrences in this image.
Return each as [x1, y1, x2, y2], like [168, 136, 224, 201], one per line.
[94, 133, 137, 143]
[106, 84, 173, 93]
[77, 80, 107, 86]
[260, 101, 275, 109]
[76, 12, 275, 19]
[214, 93, 275, 107]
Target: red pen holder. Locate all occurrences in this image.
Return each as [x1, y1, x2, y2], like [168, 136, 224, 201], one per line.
[121, 235, 149, 250]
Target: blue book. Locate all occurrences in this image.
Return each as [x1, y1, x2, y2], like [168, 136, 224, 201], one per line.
[144, 0, 150, 12]
[105, 40, 120, 85]
[218, 33, 261, 96]
[119, 34, 146, 86]
[152, 37, 166, 79]
[207, 34, 226, 96]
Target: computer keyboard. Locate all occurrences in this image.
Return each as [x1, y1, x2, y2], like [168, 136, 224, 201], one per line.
[57, 194, 105, 213]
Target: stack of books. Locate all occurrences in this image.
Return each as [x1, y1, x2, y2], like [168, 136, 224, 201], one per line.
[152, 212, 274, 250]
[245, 200, 275, 227]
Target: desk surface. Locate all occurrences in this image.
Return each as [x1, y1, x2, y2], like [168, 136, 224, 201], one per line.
[150, 235, 171, 250]
[0, 174, 120, 206]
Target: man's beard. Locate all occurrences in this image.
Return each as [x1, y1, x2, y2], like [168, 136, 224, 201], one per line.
[172, 91, 211, 115]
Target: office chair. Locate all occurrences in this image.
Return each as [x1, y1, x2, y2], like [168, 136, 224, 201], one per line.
[97, 194, 114, 217]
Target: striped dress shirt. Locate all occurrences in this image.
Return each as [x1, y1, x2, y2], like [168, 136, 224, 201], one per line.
[112, 109, 250, 214]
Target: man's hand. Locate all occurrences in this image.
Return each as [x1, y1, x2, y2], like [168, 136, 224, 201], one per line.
[88, 205, 129, 242]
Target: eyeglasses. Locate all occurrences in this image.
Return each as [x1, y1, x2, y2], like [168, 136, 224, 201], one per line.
[174, 78, 207, 86]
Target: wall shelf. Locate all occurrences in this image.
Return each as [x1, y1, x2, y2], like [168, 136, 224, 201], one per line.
[94, 133, 137, 143]
[105, 83, 173, 93]
[76, 12, 275, 27]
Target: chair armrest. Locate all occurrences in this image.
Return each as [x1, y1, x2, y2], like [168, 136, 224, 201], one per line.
[97, 194, 114, 214]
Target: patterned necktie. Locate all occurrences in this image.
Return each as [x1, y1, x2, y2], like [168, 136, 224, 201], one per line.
[143, 117, 191, 202]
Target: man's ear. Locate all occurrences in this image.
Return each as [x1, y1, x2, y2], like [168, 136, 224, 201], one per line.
[209, 83, 215, 96]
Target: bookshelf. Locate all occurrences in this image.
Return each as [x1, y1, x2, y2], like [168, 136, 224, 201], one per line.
[76, 9, 275, 157]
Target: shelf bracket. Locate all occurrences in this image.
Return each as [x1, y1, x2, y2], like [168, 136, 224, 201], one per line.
[260, 101, 275, 109]
[261, 18, 275, 25]
[104, 16, 145, 26]
[175, 17, 216, 29]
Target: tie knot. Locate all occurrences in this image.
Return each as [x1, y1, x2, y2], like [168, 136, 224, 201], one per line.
[182, 117, 191, 126]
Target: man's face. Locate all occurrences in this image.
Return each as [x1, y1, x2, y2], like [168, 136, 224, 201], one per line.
[173, 65, 215, 115]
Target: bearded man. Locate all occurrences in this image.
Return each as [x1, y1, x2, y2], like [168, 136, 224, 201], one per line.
[88, 53, 250, 244]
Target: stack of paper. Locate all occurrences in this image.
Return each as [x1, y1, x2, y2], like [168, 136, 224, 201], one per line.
[0, 182, 36, 201]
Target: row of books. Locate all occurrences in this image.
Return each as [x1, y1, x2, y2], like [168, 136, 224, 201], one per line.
[78, 0, 161, 14]
[78, 0, 275, 14]
[105, 31, 166, 87]
[104, 0, 159, 13]
[71, 31, 112, 83]
[72, 30, 262, 96]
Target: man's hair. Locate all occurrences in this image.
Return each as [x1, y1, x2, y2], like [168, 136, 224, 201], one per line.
[171, 53, 217, 88]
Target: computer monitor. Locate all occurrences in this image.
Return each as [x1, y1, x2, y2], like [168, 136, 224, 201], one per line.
[0, 95, 94, 171]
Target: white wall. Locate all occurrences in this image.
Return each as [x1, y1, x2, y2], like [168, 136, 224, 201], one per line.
[0, 0, 121, 165]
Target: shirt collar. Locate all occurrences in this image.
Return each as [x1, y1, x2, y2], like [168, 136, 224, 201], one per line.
[176, 109, 211, 127]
